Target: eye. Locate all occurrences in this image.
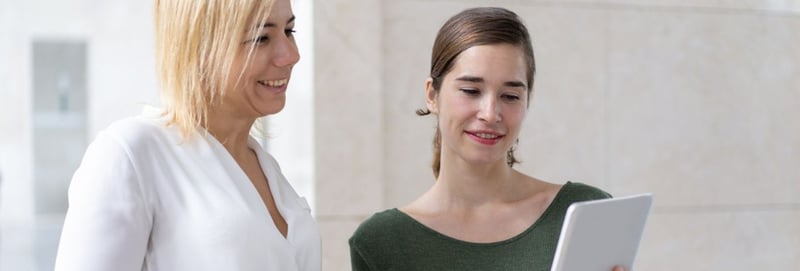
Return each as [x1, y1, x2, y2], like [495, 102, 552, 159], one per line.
[459, 88, 480, 96]
[285, 28, 296, 37]
[502, 93, 521, 101]
[247, 35, 269, 45]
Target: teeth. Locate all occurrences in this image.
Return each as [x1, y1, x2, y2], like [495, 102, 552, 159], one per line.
[259, 79, 288, 87]
[475, 133, 499, 139]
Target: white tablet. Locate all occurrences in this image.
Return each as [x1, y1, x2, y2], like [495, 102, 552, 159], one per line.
[550, 193, 653, 271]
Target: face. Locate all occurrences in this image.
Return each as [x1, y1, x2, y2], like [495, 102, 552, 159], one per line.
[426, 44, 529, 168]
[223, 0, 299, 118]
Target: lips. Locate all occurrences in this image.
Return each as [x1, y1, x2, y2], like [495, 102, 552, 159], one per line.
[465, 130, 505, 145]
[258, 78, 288, 87]
[257, 78, 289, 93]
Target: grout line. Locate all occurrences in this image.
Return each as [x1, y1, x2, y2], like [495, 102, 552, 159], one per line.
[315, 214, 370, 221]
[426, 0, 800, 18]
[551, 1, 799, 17]
[653, 203, 800, 214]
[602, 7, 611, 192]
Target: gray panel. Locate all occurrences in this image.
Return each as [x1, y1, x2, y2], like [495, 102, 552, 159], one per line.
[32, 40, 87, 215]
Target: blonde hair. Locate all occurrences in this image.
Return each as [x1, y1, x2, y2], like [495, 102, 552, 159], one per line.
[154, 0, 274, 140]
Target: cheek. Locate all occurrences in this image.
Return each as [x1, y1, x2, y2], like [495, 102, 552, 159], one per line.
[441, 94, 476, 118]
[245, 50, 271, 73]
[509, 106, 527, 119]
[440, 103, 474, 131]
[504, 107, 527, 130]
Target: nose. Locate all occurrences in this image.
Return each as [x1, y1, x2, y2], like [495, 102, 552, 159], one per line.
[272, 35, 300, 68]
[477, 96, 502, 123]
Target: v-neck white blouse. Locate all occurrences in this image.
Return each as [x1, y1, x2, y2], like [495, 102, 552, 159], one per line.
[55, 114, 321, 271]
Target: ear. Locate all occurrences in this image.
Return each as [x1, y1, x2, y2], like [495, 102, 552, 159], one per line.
[425, 78, 439, 114]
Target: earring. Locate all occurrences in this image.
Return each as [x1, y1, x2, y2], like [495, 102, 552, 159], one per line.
[506, 138, 520, 167]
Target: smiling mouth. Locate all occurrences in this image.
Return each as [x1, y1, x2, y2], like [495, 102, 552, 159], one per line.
[257, 78, 288, 87]
[465, 131, 505, 145]
[472, 132, 501, 139]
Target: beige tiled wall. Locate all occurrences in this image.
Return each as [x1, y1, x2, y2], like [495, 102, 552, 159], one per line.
[313, 0, 800, 270]
[639, 210, 800, 270]
[313, 0, 384, 270]
[605, 8, 800, 206]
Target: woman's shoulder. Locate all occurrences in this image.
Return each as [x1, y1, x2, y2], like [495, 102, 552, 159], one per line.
[350, 209, 419, 268]
[353, 209, 406, 232]
[94, 112, 186, 156]
[79, 116, 161, 156]
[559, 181, 613, 201]
[103, 114, 169, 142]
[350, 209, 408, 242]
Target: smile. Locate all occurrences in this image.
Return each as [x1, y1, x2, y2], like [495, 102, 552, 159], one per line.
[258, 78, 289, 87]
[465, 130, 505, 145]
[474, 132, 500, 139]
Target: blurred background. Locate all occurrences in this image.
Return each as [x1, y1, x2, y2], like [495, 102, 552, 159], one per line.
[1, 0, 799, 270]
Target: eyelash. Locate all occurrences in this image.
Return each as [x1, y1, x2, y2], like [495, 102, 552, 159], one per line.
[460, 88, 480, 95]
[251, 29, 296, 44]
[252, 36, 269, 44]
[502, 94, 521, 101]
[459, 88, 521, 101]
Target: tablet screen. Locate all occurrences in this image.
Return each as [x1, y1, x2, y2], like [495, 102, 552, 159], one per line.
[550, 193, 653, 271]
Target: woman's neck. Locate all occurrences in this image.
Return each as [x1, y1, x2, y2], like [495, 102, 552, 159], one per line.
[204, 108, 257, 160]
[433, 158, 519, 208]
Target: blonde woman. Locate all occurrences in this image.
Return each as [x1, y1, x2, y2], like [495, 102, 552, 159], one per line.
[54, 0, 320, 270]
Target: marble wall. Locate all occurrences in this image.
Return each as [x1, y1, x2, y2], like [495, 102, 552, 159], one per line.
[312, 0, 385, 268]
[314, 0, 800, 270]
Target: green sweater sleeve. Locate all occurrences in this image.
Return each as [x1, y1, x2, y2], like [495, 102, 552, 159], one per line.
[349, 237, 372, 271]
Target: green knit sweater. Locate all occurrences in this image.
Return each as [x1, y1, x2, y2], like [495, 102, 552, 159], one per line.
[349, 182, 611, 271]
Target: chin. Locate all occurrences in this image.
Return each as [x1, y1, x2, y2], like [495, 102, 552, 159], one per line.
[262, 107, 285, 116]
[463, 153, 507, 167]
[256, 102, 286, 116]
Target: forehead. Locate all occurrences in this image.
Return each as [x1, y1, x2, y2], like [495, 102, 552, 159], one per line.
[264, 0, 294, 23]
[446, 44, 527, 82]
[246, 0, 294, 27]
[268, 0, 293, 19]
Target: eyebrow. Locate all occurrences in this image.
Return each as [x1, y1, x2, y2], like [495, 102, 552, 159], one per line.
[260, 15, 296, 28]
[455, 75, 526, 88]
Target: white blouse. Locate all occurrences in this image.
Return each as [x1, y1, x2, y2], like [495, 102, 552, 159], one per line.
[54, 114, 321, 271]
